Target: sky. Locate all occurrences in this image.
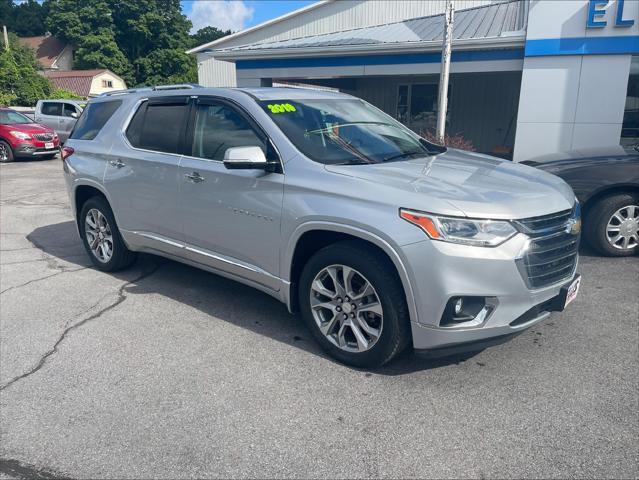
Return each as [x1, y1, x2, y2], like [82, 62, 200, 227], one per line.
[181, 0, 317, 34]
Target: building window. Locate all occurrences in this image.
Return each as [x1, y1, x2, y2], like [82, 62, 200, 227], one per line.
[621, 56, 638, 147]
[396, 83, 442, 135]
[102, 79, 114, 88]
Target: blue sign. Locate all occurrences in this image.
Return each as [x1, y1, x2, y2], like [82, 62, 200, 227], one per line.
[587, 0, 635, 28]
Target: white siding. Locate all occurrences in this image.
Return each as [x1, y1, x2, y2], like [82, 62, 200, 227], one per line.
[198, 0, 497, 87]
[197, 54, 236, 87]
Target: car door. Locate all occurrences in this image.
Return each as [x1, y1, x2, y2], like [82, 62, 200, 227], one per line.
[60, 103, 80, 142]
[179, 97, 284, 291]
[37, 101, 64, 134]
[104, 96, 190, 256]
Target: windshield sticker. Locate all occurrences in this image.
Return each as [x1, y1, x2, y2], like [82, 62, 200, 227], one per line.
[267, 103, 296, 114]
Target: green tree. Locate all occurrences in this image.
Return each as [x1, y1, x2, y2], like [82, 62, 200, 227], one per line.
[73, 33, 133, 83]
[46, 0, 196, 86]
[0, 33, 52, 106]
[135, 48, 197, 86]
[47, 0, 133, 83]
[0, 0, 48, 37]
[10, 0, 48, 36]
[0, 0, 13, 30]
[190, 26, 231, 49]
[110, 0, 195, 85]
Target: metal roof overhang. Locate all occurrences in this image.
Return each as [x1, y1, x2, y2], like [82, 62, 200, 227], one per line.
[210, 35, 526, 62]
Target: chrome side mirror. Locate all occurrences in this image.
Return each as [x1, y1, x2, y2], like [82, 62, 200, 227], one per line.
[223, 146, 278, 172]
[71, 112, 79, 119]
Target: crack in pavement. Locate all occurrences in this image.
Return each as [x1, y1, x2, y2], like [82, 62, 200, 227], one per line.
[0, 246, 38, 252]
[1, 237, 91, 294]
[0, 263, 161, 392]
[0, 458, 72, 480]
[0, 267, 89, 295]
[1, 255, 86, 266]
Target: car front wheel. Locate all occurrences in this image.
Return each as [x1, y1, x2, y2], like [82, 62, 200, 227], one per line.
[298, 241, 410, 368]
[585, 193, 638, 256]
[0, 141, 14, 163]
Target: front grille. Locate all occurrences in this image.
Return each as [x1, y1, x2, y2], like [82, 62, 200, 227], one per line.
[516, 209, 572, 233]
[33, 133, 54, 141]
[516, 209, 579, 289]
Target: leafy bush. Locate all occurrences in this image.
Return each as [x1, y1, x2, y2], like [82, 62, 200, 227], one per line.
[48, 89, 84, 100]
[421, 130, 476, 152]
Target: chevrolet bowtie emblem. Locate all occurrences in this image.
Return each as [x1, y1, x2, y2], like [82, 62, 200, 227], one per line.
[566, 218, 582, 235]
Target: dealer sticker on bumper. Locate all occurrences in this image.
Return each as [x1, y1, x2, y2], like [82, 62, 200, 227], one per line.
[564, 276, 581, 309]
[45, 142, 54, 149]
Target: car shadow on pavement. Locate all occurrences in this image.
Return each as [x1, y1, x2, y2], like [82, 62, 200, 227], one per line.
[27, 220, 480, 376]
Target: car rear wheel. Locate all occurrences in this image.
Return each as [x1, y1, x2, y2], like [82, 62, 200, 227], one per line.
[79, 196, 136, 271]
[298, 241, 410, 367]
[585, 193, 638, 256]
[0, 141, 14, 163]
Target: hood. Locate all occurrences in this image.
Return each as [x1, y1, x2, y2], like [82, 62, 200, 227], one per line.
[3, 122, 54, 134]
[325, 149, 575, 220]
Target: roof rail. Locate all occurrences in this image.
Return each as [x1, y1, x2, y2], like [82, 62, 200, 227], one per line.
[99, 83, 202, 97]
[152, 83, 201, 91]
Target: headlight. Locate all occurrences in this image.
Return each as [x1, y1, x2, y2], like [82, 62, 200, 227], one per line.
[10, 131, 32, 140]
[400, 209, 518, 247]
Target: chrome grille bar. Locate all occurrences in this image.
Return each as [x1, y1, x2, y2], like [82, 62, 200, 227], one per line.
[516, 207, 580, 289]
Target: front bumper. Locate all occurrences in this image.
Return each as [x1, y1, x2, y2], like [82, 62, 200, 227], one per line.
[400, 234, 578, 354]
[14, 142, 60, 158]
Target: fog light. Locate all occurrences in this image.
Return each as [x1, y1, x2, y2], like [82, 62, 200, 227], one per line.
[454, 298, 463, 315]
[441, 296, 489, 327]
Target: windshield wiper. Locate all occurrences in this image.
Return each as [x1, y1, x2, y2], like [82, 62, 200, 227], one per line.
[333, 159, 372, 165]
[307, 121, 396, 135]
[382, 150, 427, 162]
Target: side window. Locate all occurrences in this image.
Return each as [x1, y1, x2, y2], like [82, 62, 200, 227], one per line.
[70, 100, 122, 141]
[191, 103, 266, 161]
[41, 102, 62, 116]
[63, 104, 78, 118]
[126, 99, 189, 154]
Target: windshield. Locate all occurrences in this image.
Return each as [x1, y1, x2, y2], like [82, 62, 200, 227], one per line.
[0, 110, 33, 125]
[259, 98, 443, 165]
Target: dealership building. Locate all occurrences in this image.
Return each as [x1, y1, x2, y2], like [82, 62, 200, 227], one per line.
[188, 0, 638, 161]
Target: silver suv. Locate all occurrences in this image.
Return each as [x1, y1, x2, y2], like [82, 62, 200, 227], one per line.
[62, 86, 581, 367]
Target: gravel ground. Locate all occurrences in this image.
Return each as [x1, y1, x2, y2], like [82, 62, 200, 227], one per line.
[1, 157, 637, 479]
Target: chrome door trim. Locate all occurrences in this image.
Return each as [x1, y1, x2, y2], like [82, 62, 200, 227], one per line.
[184, 244, 281, 290]
[122, 229, 281, 291]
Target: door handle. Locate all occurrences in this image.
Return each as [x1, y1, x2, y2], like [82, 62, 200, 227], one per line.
[184, 172, 205, 183]
[109, 159, 126, 168]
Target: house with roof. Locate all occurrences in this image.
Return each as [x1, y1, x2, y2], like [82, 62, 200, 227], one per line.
[17, 34, 73, 71]
[187, 0, 638, 161]
[43, 69, 127, 98]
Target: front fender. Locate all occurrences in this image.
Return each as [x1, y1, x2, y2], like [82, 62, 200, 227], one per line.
[281, 220, 419, 323]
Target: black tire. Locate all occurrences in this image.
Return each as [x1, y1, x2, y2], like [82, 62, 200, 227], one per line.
[0, 140, 14, 163]
[584, 193, 639, 257]
[298, 240, 411, 368]
[79, 196, 136, 271]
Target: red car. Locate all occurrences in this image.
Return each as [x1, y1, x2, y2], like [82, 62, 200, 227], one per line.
[0, 108, 60, 163]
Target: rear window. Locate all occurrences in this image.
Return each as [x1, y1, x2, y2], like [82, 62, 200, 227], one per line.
[125, 99, 189, 154]
[70, 100, 122, 141]
[41, 102, 62, 116]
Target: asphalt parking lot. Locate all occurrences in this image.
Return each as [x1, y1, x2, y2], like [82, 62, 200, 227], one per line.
[0, 157, 637, 479]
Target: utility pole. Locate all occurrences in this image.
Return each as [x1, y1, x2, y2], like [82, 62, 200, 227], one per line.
[436, 0, 454, 143]
[2, 25, 9, 50]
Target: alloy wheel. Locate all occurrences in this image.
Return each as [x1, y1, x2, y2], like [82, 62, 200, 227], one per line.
[606, 205, 639, 251]
[309, 264, 383, 353]
[85, 208, 114, 263]
[0, 143, 8, 162]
